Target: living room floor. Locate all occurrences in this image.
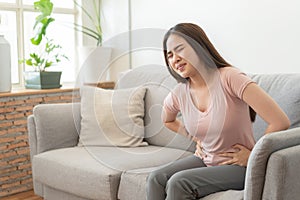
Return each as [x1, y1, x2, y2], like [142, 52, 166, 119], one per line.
[2, 190, 43, 200]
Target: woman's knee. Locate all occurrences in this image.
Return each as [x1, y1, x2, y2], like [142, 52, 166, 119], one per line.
[147, 169, 168, 186]
[165, 171, 198, 200]
[166, 171, 187, 191]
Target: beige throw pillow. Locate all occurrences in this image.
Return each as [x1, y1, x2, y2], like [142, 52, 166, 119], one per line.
[78, 86, 148, 147]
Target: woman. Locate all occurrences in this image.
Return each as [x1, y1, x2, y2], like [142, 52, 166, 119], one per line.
[146, 23, 290, 200]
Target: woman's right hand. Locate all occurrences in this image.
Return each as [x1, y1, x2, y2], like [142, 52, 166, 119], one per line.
[195, 140, 206, 159]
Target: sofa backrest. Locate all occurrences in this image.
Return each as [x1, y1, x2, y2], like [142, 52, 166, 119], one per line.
[249, 73, 300, 141]
[116, 65, 195, 152]
[116, 65, 300, 150]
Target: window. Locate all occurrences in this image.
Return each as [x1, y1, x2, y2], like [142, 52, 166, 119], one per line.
[23, 0, 74, 9]
[0, 0, 77, 86]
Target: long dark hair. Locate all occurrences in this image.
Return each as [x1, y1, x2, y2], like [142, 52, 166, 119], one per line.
[163, 23, 256, 122]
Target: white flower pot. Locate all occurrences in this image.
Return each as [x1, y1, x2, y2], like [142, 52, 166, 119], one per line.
[0, 35, 11, 92]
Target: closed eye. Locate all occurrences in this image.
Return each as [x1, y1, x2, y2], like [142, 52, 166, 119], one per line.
[167, 52, 173, 59]
[166, 44, 184, 59]
[176, 47, 184, 52]
[174, 44, 184, 53]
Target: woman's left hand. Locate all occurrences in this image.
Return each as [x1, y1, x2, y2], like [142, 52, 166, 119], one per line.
[218, 144, 251, 167]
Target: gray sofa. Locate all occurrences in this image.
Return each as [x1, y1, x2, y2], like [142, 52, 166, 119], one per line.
[28, 65, 300, 200]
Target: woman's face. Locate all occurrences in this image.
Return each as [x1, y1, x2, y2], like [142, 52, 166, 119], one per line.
[166, 34, 200, 79]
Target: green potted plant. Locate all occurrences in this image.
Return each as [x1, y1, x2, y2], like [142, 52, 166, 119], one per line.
[21, 0, 68, 89]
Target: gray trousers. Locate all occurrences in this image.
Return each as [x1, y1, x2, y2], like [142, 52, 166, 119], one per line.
[146, 155, 246, 200]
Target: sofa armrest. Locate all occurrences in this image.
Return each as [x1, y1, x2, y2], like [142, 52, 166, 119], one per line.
[244, 127, 300, 200]
[28, 103, 81, 155]
[28, 115, 38, 162]
[262, 145, 300, 200]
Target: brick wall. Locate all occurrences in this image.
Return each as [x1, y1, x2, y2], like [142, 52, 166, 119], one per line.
[0, 88, 80, 197]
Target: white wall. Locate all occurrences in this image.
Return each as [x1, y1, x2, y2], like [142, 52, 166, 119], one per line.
[102, 0, 300, 77]
[101, 0, 131, 81]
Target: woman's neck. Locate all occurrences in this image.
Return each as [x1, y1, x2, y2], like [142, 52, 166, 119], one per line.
[189, 67, 219, 90]
[189, 75, 207, 89]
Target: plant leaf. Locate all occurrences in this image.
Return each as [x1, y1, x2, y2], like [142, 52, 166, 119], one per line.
[31, 17, 55, 45]
[73, 0, 102, 46]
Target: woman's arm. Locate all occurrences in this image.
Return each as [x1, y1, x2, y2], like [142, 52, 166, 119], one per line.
[162, 107, 189, 137]
[162, 107, 204, 157]
[219, 82, 290, 166]
[242, 82, 290, 133]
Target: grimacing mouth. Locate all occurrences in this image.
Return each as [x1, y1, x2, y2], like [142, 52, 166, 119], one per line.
[176, 63, 186, 70]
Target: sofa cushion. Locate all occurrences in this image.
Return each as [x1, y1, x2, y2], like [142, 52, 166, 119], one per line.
[79, 86, 148, 147]
[82, 145, 192, 171]
[32, 147, 120, 200]
[118, 167, 156, 200]
[116, 65, 196, 152]
[244, 127, 300, 200]
[32, 146, 192, 200]
[249, 73, 300, 141]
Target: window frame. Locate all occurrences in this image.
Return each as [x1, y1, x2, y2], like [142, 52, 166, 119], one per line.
[0, 0, 78, 88]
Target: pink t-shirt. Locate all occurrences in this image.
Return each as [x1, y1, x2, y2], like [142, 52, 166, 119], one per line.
[163, 67, 256, 166]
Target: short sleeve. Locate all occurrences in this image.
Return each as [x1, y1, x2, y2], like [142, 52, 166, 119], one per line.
[223, 67, 255, 99]
[163, 92, 180, 113]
